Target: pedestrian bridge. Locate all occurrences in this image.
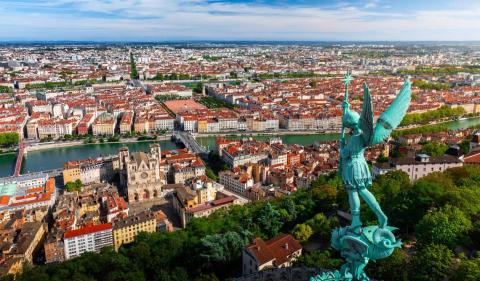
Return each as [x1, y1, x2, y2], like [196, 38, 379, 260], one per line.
[13, 142, 25, 177]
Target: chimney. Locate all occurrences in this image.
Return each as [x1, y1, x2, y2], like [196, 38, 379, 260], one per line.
[285, 243, 288, 250]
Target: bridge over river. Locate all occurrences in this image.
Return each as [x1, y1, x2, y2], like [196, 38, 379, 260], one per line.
[173, 131, 209, 156]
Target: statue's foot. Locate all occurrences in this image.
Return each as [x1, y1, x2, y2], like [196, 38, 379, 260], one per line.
[347, 222, 362, 234]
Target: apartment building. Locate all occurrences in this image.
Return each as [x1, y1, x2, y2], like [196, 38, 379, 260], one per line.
[219, 170, 254, 196]
[37, 119, 74, 140]
[92, 113, 116, 136]
[221, 149, 268, 168]
[63, 158, 115, 186]
[373, 154, 463, 181]
[154, 116, 175, 131]
[119, 111, 134, 134]
[63, 223, 113, 260]
[112, 211, 156, 251]
[173, 184, 240, 227]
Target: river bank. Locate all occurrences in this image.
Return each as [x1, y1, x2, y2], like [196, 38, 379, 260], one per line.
[2, 117, 480, 178]
[24, 131, 336, 153]
[17, 116, 480, 154]
[196, 129, 338, 137]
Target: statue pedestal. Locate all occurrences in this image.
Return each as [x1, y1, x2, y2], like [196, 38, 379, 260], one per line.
[311, 226, 402, 281]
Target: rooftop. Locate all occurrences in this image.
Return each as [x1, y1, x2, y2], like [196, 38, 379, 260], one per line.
[64, 223, 112, 239]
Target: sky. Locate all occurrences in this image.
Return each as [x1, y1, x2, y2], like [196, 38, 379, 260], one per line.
[1, 0, 480, 41]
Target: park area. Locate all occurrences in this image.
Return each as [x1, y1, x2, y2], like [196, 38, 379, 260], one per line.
[163, 99, 207, 114]
[199, 96, 235, 109]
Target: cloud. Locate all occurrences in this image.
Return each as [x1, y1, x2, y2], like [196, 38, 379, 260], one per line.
[364, 1, 378, 9]
[0, 0, 480, 41]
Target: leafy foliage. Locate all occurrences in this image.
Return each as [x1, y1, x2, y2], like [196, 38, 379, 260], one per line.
[65, 179, 82, 192]
[401, 105, 465, 126]
[0, 132, 19, 147]
[408, 244, 454, 281]
[294, 250, 342, 269]
[420, 141, 448, 156]
[452, 255, 480, 281]
[399, 65, 480, 75]
[412, 80, 450, 91]
[415, 205, 472, 249]
[130, 53, 139, 79]
[154, 94, 188, 103]
[0, 86, 13, 93]
[9, 166, 480, 281]
[199, 96, 235, 109]
[200, 231, 251, 268]
[257, 203, 283, 238]
[292, 223, 313, 242]
[366, 248, 408, 281]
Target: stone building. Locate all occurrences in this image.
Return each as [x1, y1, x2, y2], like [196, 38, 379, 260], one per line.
[372, 154, 463, 181]
[112, 211, 156, 251]
[242, 234, 302, 275]
[63, 158, 115, 186]
[172, 177, 241, 227]
[118, 144, 166, 202]
[44, 231, 65, 264]
[92, 112, 116, 136]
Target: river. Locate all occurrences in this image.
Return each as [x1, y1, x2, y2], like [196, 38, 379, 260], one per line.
[1, 117, 480, 178]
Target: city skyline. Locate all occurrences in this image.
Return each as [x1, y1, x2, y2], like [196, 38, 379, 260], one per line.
[2, 0, 480, 41]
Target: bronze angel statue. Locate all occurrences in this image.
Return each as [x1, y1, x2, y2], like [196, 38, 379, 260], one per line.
[339, 74, 411, 230]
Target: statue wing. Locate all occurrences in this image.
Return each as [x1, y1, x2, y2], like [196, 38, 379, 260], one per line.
[371, 79, 412, 145]
[359, 83, 374, 145]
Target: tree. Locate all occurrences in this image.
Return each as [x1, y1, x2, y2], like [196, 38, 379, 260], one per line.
[412, 80, 450, 91]
[453, 256, 480, 281]
[294, 250, 342, 269]
[278, 197, 298, 223]
[193, 274, 219, 281]
[258, 203, 283, 238]
[366, 248, 408, 281]
[200, 231, 251, 267]
[371, 170, 411, 210]
[401, 105, 464, 126]
[421, 142, 448, 157]
[458, 138, 471, 154]
[130, 52, 139, 79]
[392, 179, 446, 231]
[65, 179, 82, 192]
[0, 132, 19, 147]
[292, 223, 313, 242]
[311, 181, 338, 212]
[306, 213, 331, 240]
[193, 82, 204, 94]
[415, 205, 472, 249]
[0, 86, 13, 93]
[205, 167, 218, 181]
[408, 244, 454, 281]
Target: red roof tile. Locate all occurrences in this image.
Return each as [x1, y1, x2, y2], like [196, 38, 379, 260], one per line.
[64, 223, 112, 239]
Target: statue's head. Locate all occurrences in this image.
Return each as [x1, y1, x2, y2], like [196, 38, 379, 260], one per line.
[343, 108, 360, 128]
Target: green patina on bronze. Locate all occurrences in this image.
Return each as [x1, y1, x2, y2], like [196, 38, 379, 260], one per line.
[311, 72, 412, 281]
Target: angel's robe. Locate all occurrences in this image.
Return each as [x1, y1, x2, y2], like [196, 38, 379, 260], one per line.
[340, 132, 372, 190]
